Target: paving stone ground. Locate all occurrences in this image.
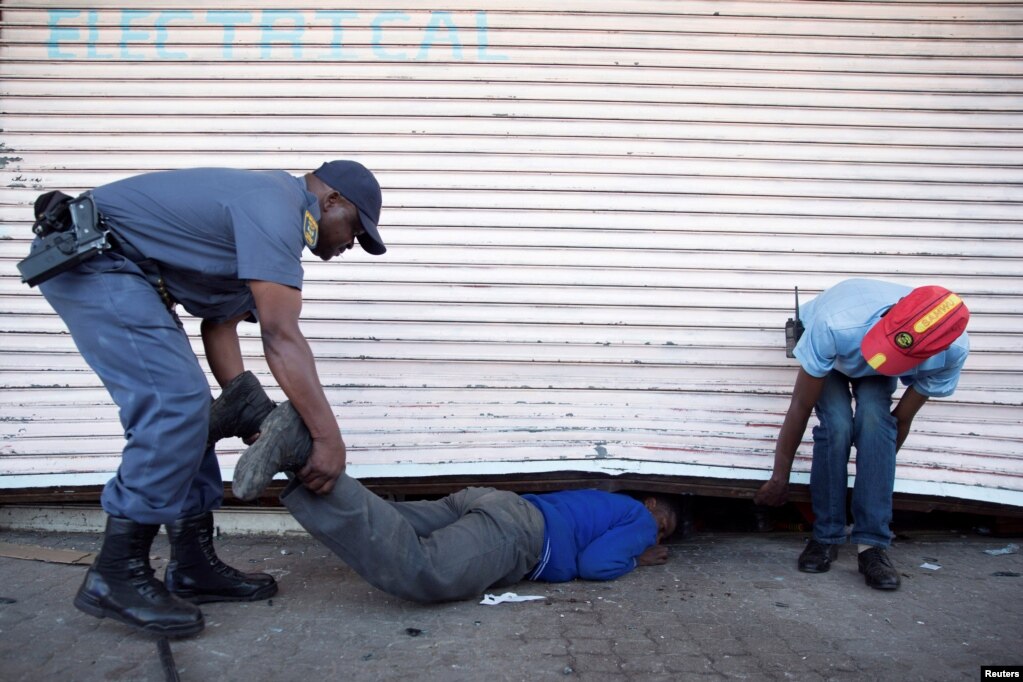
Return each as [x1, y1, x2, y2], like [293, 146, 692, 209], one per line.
[0, 528, 1020, 681]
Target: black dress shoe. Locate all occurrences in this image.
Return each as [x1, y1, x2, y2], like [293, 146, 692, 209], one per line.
[858, 547, 901, 590]
[798, 539, 839, 573]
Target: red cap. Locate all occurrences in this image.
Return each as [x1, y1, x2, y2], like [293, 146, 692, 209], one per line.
[860, 285, 969, 376]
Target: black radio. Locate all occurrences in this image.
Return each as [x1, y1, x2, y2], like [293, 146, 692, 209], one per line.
[784, 286, 804, 358]
[17, 191, 111, 287]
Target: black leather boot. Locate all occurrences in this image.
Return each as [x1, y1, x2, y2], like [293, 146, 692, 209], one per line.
[164, 511, 278, 603]
[74, 516, 204, 637]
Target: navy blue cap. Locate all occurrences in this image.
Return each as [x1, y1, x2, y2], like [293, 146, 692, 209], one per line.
[312, 160, 385, 255]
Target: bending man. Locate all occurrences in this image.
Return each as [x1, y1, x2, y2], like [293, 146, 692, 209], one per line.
[755, 279, 969, 591]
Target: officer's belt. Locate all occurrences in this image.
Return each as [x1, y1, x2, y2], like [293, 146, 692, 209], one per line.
[105, 228, 177, 310]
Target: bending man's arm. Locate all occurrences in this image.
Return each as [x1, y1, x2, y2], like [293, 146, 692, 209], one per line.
[893, 385, 929, 452]
[753, 368, 826, 506]
[249, 280, 345, 495]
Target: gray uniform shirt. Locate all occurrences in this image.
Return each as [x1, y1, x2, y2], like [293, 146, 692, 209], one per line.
[93, 168, 319, 323]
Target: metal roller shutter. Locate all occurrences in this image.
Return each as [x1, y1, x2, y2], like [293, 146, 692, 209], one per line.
[1, 1, 1021, 506]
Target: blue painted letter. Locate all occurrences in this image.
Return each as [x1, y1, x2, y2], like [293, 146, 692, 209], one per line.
[86, 10, 114, 59]
[261, 10, 305, 59]
[417, 12, 462, 60]
[476, 11, 508, 61]
[120, 11, 151, 60]
[156, 11, 192, 59]
[315, 10, 358, 60]
[372, 12, 409, 60]
[207, 11, 252, 59]
[47, 10, 80, 59]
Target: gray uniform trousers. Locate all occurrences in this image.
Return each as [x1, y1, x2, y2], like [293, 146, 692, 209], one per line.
[282, 474, 545, 603]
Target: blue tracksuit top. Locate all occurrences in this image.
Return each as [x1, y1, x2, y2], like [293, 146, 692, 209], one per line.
[521, 490, 658, 582]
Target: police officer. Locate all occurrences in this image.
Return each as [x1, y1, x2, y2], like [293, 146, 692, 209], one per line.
[34, 161, 385, 637]
[755, 279, 969, 591]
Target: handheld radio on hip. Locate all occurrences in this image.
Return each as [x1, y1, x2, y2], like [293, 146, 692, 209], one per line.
[784, 286, 804, 358]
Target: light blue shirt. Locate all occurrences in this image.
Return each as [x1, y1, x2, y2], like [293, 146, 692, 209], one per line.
[793, 279, 969, 398]
[93, 168, 319, 323]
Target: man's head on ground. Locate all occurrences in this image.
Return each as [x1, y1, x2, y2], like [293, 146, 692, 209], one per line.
[305, 161, 385, 260]
[641, 494, 679, 543]
[860, 285, 969, 376]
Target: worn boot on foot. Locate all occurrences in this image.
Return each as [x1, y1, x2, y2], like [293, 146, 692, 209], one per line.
[74, 516, 204, 638]
[232, 401, 312, 501]
[207, 370, 275, 446]
[165, 511, 277, 603]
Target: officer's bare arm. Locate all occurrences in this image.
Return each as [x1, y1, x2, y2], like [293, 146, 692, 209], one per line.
[201, 314, 248, 386]
[249, 279, 346, 495]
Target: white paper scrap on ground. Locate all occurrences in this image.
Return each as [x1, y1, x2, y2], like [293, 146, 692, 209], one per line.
[982, 543, 1019, 556]
[479, 592, 545, 605]
[920, 562, 941, 570]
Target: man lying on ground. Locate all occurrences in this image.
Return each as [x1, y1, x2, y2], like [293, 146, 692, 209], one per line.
[231, 402, 677, 603]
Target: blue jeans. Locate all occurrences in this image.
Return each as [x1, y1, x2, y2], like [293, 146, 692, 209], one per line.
[39, 252, 222, 524]
[283, 476, 544, 603]
[810, 371, 899, 548]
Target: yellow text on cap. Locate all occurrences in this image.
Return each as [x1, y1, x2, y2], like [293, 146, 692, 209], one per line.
[866, 353, 887, 370]
[913, 293, 961, 334]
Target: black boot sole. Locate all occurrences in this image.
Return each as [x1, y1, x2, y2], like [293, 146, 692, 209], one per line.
[171, 581, 279, 604]
[73, 592, 205, 638]
[232, 401, 312, 500]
